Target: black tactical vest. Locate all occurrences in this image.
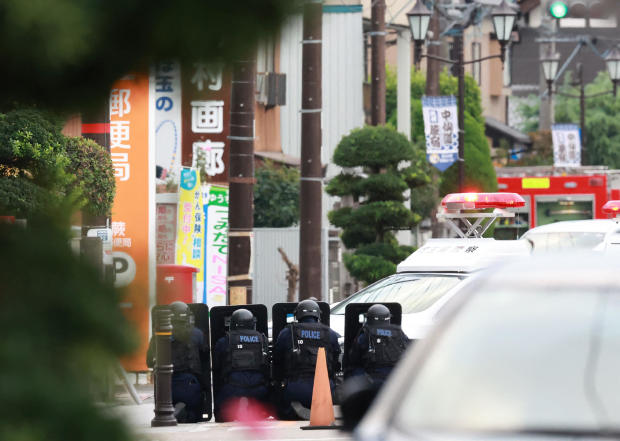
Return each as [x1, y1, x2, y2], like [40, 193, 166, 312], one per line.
[285, 322, 333, 379]
[171, 330, 202, 376]
[222, 330, 268, 379]
[361, 323, 407, 373]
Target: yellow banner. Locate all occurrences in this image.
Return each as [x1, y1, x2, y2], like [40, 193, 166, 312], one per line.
[176, 167, 204, 294]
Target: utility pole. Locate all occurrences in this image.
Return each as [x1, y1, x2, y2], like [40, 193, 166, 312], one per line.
[299, 0, 322, 301]
[425, 11, 441, 96]
[371, 0, 386, 125]
[228, 57, 255, 305]
[456, 34, 466, 192]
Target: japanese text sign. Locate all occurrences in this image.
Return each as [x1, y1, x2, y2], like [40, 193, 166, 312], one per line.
[422, 96, 459, 171]
[182, 62, 231, 184]
[109, 73, 152, 372]
[552, 123, 581, 167]
[203, 185, 229, 306]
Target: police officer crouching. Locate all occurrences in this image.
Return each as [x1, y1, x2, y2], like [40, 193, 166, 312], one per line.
[212, 309, 270, 422]
[273, 299, 341, 420]
[147, 301, 207, 423]
[347, 304, 409, 387]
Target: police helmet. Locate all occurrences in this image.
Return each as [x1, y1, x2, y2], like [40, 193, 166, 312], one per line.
[366, 304, 391, 324]
[169, 301, 191, 326]
[295, 299, 321, 321]
[230, 308, 256, 330]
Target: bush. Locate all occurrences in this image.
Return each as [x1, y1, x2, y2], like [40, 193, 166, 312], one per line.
[254, 160, 300, 228]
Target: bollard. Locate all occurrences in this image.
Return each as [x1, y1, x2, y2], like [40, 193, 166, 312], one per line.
[151, 308, 177, 427]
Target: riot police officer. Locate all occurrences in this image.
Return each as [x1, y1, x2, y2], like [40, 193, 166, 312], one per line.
[347, 304, 409, 387]
[147, 301, 207, 423]
[273, 299, 341, 420]
[212, 308, 270, 422]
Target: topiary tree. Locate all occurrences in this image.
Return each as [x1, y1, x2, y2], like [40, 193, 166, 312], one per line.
[327, 126, 430, 285]
[0, 109, 71, 217]
[254, 160, 300, 228]
[65, 136, 116, 218]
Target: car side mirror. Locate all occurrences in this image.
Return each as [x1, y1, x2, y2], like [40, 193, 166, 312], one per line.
[339, 376, 378, 431]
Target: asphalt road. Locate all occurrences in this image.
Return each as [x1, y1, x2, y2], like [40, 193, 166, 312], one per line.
[111, 387, 353, 441]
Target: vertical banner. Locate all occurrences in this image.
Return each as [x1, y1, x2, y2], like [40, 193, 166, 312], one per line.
[204, 185, 229, 306]
[109, 73, 152, 371]
[175, 167, 204, 299]
[422, 96, 459, 171]
[552, 123, 581, 167]
[155, 204, 176, 264]
[181, 62, 231, 183]
[152, 61, 182, 188]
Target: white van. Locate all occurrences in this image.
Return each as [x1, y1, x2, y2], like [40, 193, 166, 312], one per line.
[330, 192, 532, 340]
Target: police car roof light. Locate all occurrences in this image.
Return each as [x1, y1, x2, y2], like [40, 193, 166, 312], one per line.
[602, 200, 620, 218]
[438, 192, 525, 239]
[441, 192, 525, 211]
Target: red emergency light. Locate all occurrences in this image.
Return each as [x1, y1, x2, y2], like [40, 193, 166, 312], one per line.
[441, 192, 526, 211]
[602, 200, 620, 215]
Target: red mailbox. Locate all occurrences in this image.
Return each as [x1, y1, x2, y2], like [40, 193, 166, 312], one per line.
[156, 264, 198, 305]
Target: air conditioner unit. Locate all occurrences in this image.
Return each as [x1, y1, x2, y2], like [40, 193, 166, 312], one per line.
[256, 72, 286, 107]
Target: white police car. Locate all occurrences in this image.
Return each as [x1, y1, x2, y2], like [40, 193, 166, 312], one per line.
[521, 200, 620, 254]
[330, 192, 532, 341]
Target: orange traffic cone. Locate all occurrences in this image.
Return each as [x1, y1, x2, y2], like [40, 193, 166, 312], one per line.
[308, 347, 335, 427]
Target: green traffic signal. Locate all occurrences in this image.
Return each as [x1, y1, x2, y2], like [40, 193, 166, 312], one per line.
[549, 1, 569, 18]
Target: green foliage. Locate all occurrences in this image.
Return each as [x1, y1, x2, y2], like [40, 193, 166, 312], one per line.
[510, 130, 553, 166]
[328, 125, 428, 285]
[332, 126, 414, 171]
[555, 71, 620, 167]
[65, 137, 116, 218]
[0, 219, 136, 441]
[386, 67, 496, 196]
[0, 110, 116, 221]
[439, 112, 498, 195]
[0, 0, 297, 111]
[513, 94, 541, 133]
[254, 160, 300, 228]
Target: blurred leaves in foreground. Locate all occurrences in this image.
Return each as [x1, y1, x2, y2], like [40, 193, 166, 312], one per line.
[0, 0, 297, 111]
[0, 216, 136, 441]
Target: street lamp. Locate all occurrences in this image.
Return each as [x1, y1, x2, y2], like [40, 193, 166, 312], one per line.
[492, 0, 518, 62]
[407, 0, 432, 65]
[541, 51, 560, 95]
[407, 0, 517, 192]
[605, 47, 620, 96]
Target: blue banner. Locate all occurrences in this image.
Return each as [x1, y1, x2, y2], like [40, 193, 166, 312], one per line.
[422, 96, 459, 171]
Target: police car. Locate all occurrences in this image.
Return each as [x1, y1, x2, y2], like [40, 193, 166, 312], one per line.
[520, 200, 620, 254]
[330, 192, 532, 341]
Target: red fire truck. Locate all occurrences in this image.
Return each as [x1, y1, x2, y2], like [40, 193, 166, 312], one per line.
[494, 167, 620, 239]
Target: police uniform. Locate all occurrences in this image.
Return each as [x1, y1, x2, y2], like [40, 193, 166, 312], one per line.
[146, 302, 207, 423]
[347, 305, 408, 386]
[212, 311, 270, 422]
[273, 300, 341, 420]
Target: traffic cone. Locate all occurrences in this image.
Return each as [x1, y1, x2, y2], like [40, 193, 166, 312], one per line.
[308, 347, 335, 427]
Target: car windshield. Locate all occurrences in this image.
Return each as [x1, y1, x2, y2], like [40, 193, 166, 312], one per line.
[525, 232, 606, 252]
[331, 274, 463, 315]
[394, 287, 620, 434]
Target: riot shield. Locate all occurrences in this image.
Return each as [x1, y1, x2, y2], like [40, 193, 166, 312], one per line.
[271, 301, 331, 342]
[150, 303, 213, 421]
[209, 304, 269, 418]
[342, 302, 402, 373]
[209, 304, 269, 350]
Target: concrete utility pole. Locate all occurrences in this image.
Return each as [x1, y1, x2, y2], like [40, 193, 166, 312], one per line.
[371, 0, 386, 125]
[456, 34, 466, 192]
[299, 0, 322, 300]
[228, 57, 256, 305]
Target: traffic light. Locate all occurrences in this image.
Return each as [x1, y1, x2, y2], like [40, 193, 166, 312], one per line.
[547, 0, 615, 20]
[549, 1, 568, 19]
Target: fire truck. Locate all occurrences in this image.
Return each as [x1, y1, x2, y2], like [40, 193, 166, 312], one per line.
[493, 166, 620, 239]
